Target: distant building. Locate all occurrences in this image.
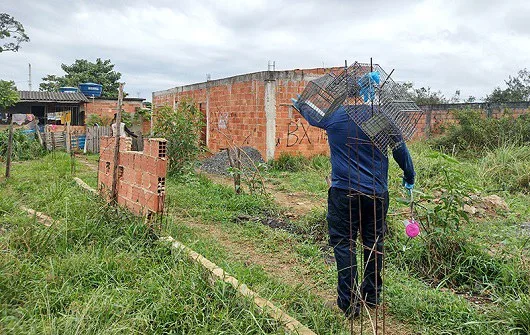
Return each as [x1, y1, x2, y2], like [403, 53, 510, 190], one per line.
[3, 91, 144, 132]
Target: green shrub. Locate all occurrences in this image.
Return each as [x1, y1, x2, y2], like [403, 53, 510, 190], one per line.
[270, 153, 330, 172]
[153, 99, 204, 175]
[0, 129, 45, 162]
[85, 114, 102, 126]
[120, 111, 133, 127]
[389, 228, 529, 297]
[432, 108, 530, 155]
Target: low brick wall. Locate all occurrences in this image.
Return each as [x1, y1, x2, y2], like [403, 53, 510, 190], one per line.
[415, 102, 530, 138]
[98, 136, 168, 216]
[85, 98, 143, 121]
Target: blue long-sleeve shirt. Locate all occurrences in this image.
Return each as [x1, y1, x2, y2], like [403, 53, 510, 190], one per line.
[296, 103, 415, 194]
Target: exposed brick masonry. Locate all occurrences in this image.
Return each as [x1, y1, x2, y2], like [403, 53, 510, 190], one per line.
[85, 98, 143, 121]
[98, 136, 168, 216]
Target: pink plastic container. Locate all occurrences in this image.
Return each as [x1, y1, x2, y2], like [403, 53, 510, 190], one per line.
[404, 219, 420, 238]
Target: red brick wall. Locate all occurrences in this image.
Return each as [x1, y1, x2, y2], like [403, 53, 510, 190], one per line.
[154, 71, 530, 159]
[208, 81, 267, 154]
[85, 99, 143, 121]
[413, 104, 530, 138]
[274, 78, 329, 158]
[98, 136, 168, 216]
[154, 81, 268, 155]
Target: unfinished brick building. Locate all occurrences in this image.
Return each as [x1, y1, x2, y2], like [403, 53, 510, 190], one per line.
[98, 136, 167, 216]
[153, 67, 342, 160]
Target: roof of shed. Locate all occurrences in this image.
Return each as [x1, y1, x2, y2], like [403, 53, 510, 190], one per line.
[18, 91, 89, 103]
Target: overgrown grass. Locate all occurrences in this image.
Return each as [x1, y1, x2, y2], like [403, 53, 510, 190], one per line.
[270, 153, 331, 173]
[166, 167, 529, 334]
[476, 144, 530, 193]
[164, 175, 353, 334]
[0, 153, 283, 334]
[4, 144, 529, 334]
[264, 141, 530, 333]
[268, 154, 330, 197]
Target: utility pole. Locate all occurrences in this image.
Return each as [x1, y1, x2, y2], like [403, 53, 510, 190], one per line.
[111, 83, 124, 203]
[28, 63, 32, 91]
[5, 114, 14, 178]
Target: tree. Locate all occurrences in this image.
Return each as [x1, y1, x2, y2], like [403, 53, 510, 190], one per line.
[485, 68, 530, 103]
[449, 90, 461, 103]
[0, 80, 19, 110]
[0, 13, 30, 52]
[403, 82, 447, 105]
[465, 96, 476, 103]
[39, 58, 122, 98]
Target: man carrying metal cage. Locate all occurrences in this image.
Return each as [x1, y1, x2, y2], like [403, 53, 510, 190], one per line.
[291, 72, 416, 317]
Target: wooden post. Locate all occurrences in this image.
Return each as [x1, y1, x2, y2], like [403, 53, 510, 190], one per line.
[226, 147, 241, 194]
[5, 114, 14, 179]
[111, 83, 124, 203]
[65, 121, 71, 154]
[236, 147, 241, 194]
[34, 118, 44, 147]
[51, 131, 56, 151]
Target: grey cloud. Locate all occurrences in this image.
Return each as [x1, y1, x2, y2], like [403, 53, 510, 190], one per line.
[1, 0, 529, 101]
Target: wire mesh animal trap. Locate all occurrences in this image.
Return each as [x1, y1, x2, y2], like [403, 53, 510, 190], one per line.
[345, 62, 423, 154]
[296, 71, 350, 122]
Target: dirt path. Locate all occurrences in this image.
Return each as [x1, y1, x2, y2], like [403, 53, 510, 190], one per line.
[74, 154, 98, 172]
[176, 215, 414, 335]
[201, 171, 324, 218]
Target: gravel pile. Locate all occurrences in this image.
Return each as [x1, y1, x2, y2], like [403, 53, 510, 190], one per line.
[200, 147, 265, 176]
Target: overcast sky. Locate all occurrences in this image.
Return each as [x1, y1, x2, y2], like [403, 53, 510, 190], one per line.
[1, 0, 529, 101]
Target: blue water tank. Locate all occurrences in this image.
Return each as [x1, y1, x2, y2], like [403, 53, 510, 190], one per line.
[59, 87, 79, 93]
[79, 83, 103, 97]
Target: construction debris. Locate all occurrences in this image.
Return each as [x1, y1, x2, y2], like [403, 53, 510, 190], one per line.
[461, 194, 510, 217]
[200, 147, 264, 176]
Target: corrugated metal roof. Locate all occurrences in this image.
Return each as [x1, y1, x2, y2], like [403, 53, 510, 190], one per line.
[18, 91, 89, 103]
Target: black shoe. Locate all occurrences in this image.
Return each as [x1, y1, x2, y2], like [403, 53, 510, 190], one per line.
[343, 304, 361, 319]
[365, 298, 381, 309]
[363, 293, 381, 308]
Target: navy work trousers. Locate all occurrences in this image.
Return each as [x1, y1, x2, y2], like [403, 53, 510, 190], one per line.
[327, 187, 389, 313]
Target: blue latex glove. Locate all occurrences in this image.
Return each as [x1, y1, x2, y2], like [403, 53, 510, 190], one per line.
[357, 71, 381, 102]
[291, 94, 301, 110]
[402, 178, 414, 194]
